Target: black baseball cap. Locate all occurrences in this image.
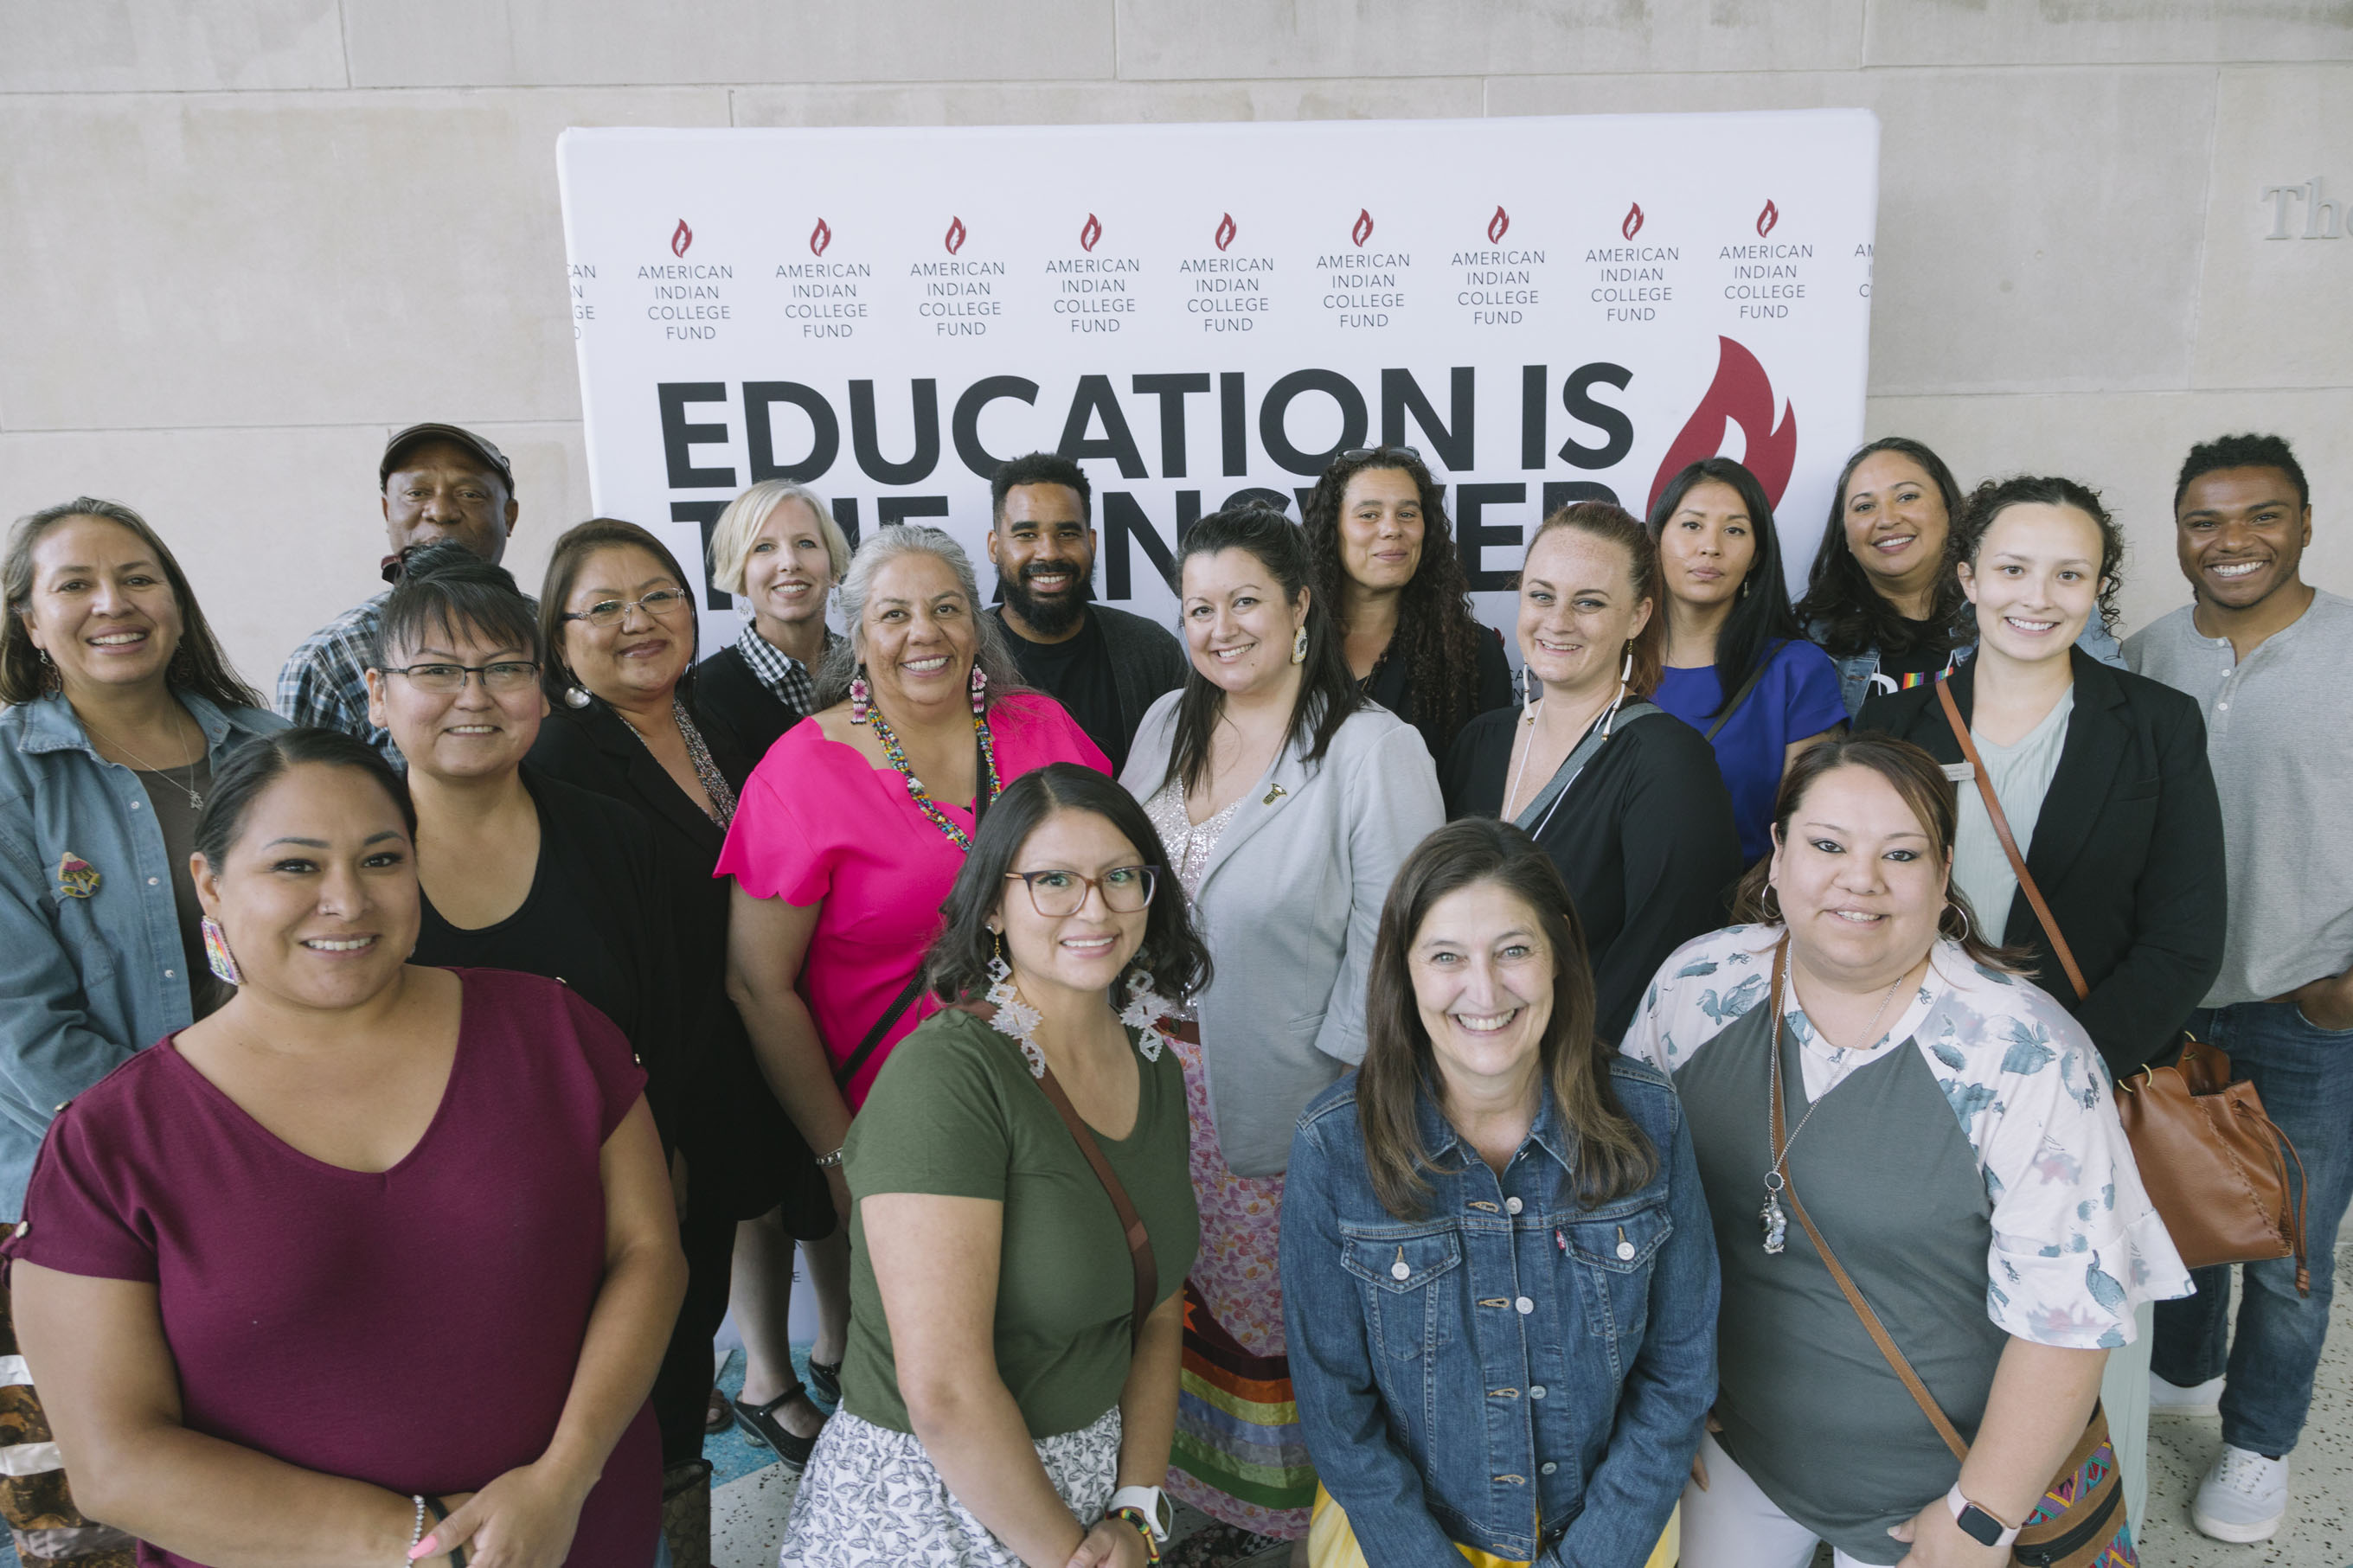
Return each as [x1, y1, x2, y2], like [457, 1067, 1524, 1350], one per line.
[380, 423, 516, 495]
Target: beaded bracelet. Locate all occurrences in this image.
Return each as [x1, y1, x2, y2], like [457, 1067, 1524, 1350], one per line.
[1106, 1507, 1162, 1565]
[405, 1494, 426, 1563]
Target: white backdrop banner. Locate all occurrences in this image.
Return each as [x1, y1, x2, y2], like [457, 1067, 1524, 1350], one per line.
[556, 112, 1880, 656]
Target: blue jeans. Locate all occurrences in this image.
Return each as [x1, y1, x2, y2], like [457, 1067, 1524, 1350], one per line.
[2151, 1001, 2353, 1456]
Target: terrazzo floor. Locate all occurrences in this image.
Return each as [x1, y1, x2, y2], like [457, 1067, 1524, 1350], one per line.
[710, 1243, 2353, 1568]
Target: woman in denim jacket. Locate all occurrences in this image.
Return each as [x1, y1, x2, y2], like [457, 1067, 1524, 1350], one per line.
[0, 496, 282, 1563]
[1280, 818, 1717, 1568]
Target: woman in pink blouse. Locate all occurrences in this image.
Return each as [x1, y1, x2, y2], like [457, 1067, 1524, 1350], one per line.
[721, 525, 1106, 1412]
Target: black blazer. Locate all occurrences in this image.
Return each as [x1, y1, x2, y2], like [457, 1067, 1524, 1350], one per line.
[528, 695, 830, 1235]
[695, 642, 811, 773]
[1856, 649, 2226, 1075]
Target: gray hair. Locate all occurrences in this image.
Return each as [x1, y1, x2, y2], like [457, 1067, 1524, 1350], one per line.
[706, 479, 852, 598]
[815, 525, 1029, 709]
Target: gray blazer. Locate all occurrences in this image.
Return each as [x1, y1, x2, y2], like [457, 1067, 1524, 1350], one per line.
[1119, 693, 1445, 1177]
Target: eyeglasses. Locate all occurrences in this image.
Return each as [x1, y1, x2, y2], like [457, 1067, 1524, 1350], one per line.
[1003, 865, 1160, 918]
[1339, 445, 1421, 463]
[561, 588, 695, 628]
[382, 660, 541, 694]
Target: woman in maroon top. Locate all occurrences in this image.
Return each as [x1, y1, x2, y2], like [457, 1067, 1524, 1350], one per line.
[3, 728, 685, 1568]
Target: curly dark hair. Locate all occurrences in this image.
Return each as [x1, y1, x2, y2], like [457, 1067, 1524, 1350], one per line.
[1794, 438, 1969, 662]
[1162, 504, 1362, 797]
[1950, 475, 2125, 638]
[2175, 432, 2308, 514]
[925, 763, 1212, 1008]
[1302, 448, 1489, 754]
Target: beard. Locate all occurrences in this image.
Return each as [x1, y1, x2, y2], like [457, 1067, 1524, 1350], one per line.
[998, 561, 1095, 638]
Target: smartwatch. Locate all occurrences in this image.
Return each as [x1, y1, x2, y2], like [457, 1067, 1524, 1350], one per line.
[1946, 1482, 2020, 1548]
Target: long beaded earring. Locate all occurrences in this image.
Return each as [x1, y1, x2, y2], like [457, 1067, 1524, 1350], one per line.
[1290, 625, 1308, 664]
[984, 929, 1044, 1076]
[200, 916, 243, 986]
[969, 663, 988, 715]
[1119, 968, 1172, 1062]
[850, 665, 871, 725]
[1619, 641, 1635, 685]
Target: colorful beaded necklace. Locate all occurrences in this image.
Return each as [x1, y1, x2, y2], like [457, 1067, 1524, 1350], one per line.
[867, 707, 1002, 852]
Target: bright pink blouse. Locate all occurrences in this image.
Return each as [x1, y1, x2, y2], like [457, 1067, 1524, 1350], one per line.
[715, 693, 1109, 1107]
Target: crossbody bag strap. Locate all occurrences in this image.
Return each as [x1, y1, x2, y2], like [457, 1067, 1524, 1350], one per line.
[831, 730, 995, 1092]
[834, 970, 929, 1091]
[1767, 939, 1971, 1463]
[1934, 677, 2089, 1001]
[1704, 646, 1780, 743]
[1034, 1062, 1157, 1348]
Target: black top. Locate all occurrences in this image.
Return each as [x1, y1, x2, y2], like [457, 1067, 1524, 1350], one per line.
[1856, 649, 2227, 1074]
[1442, 706, 1742, 1044]
[1875, 615, 1955, 683]
[1365, 623, 1516, 765]
[693, 642, 809, 771]
[526, 695, 831, 1236]
[997, 611, 1126, 771]
[412, 770, 688, 1147]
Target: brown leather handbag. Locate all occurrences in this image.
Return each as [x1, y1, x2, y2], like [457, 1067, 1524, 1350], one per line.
[1936, 681, 2308, 1290]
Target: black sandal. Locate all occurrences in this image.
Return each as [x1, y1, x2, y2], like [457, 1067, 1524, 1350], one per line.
[806, 1354, 843, 1405]
[731, 1379, 824, 1471]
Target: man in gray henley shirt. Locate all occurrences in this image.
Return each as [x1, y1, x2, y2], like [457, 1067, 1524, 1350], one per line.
[2127, 432, 2352, 1547]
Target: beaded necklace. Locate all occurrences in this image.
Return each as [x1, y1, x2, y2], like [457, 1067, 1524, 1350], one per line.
[867, 707, 1002, 852]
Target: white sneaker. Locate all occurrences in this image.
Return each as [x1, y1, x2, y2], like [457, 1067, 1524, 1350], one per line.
[2191, 1443, 2288, 1542]
[2151, 1371, 2224, 1413]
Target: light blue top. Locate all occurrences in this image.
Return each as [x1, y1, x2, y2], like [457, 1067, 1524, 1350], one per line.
[1949, 684, 2076, 936]
[0, 692, 284, 1216]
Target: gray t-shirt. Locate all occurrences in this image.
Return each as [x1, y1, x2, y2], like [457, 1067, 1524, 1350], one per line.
[2125, 589, 2353, 1007]
[1949, 685, 2075, 938]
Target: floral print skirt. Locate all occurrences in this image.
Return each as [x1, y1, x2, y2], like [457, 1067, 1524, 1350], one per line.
[777, 1406, 1120, 1567]
[1166, 1031, 1316, 1540]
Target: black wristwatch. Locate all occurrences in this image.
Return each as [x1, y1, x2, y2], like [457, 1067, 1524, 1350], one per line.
[1946, 1482, 2020, 1548]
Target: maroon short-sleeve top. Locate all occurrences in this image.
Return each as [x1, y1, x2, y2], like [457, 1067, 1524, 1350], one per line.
[2, 968, 659, 1568]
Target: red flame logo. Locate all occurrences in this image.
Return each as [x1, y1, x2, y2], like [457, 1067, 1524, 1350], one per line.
[1756, 199, 1779, 238]
[670, 220, 693, 258]
[945, 216, 966, 254]
[1351, 208, 1375, 247]
[1215, 213, 1237, 252]
[1623, 202, 1644, 241]
[1080, 213, 1102, 253]
[809, 218, 831, 257]
[1487, 205, 1510, 244]
[1647, 337, 1799, 513]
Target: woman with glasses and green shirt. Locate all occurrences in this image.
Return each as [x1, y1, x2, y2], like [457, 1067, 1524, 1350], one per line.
[527, 519, 835, 1549]
[777, 763, 1204, 1568]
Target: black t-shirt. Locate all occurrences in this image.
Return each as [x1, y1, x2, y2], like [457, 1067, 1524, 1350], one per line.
[1442, 707, 1743, 1044]
[1874, 615, 1959, 686]
[997, 608, 1126, 771]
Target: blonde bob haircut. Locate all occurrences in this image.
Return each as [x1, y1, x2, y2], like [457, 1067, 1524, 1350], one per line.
[706, 480, 851, 598]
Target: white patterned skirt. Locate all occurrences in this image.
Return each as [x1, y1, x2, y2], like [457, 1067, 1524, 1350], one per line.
[778, 1405, 1123, 1568]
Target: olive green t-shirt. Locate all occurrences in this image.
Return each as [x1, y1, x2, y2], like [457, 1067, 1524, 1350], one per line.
[842, 1008, 1199, 1438]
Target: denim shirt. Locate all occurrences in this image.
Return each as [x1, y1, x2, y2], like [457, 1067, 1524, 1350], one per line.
[1824, 619, 2125, 718]
[0, 692, 284, 1216]
[1280, 1059, 1718, 1568]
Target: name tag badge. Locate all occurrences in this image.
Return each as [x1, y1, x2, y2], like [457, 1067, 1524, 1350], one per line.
[1941, 763, 1975, 784]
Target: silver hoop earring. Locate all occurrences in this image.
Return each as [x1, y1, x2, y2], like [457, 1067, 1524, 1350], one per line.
[1761, 882, 1782, 923]
[1942, 902, 1972, 942]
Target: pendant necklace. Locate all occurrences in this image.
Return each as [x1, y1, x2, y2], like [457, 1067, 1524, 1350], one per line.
[1760, 955, 1911, 1255]
[86, 717, 205, 810]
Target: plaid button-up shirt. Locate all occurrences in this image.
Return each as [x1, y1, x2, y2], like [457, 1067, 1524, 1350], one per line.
[731, 623, 835, 718]
[277, 592, 398, 765]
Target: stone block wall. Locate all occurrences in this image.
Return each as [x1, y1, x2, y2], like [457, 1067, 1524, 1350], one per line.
[2, 2, 2345, 681]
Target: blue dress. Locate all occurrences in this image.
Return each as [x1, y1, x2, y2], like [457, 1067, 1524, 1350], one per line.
[1654, 639, 1847, 864]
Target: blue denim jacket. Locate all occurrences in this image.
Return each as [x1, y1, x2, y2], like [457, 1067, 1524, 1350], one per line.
[1280, 1059, 1718, 1568]
[0, 693, 283, 1216]
[1826, 620, 2125, 717]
